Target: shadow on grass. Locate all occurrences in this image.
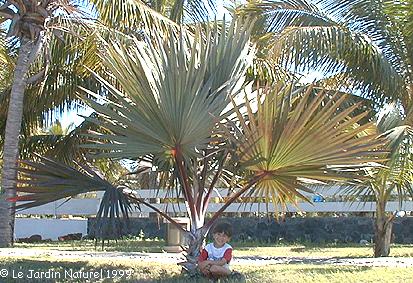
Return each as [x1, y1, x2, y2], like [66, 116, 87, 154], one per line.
[241, 265, 374, 283]
[164, 266, 373, 283]
[235, 242, 370, 249]
[16, 239, 165, 253]
[0, 258, 177, 283]
[235, 242, 375, 258]
[234, 255, 371, 265]
[303, 266, 371, 273]
[0, 258, 248, 283]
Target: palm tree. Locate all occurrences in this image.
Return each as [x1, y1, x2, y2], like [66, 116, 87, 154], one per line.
[237, 0, 413, 257]
[346, 106, 413, 256]
[0, 0, 188, 247]
[11, 18, 385, 272]
[0, 0, 76, 247]
[0, 0, 111, 247]
[237, 0, 413, 116]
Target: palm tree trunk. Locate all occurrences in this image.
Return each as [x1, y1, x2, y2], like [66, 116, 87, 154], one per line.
[0, 38, 35, 247]
[181, 219, 209, 274]
[374, 201, 394, 257]
[180, 175, 264, 273]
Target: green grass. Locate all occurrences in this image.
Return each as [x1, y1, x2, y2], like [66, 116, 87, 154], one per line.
[14, 239, 413, 258]
[237, 265, 413, 283]
[2, 241, 412, 282]
[235, 244, 413, 258]
[15, 237, 165, 253]
[0, 257, 412, 283]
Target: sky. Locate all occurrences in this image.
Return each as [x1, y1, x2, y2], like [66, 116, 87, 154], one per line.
[59, 106, 93, 130]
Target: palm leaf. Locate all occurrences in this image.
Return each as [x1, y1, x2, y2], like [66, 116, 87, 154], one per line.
[233, 82, 387, 210]
[89, 0, 179, 34]
[238, 0, 331, 33]
[315, 0, 409, 75]
[237, 0, 410, 106]
[342, 124, 413, 210]
[169, 0, 214, 24]
[12, 155, 133, 240]
[271, 25, 402, 102]
[13, 155, 111, 209]
[378, 125, 413, 204]
[80, 18, 254, 163]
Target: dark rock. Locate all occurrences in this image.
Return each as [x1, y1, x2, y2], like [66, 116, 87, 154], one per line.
[58, 233, 82, 241]
[17, 234, 42, 243]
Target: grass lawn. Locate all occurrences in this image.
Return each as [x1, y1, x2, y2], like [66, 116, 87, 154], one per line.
[0, 240, 412, 282]
[13, 238, 413, 258]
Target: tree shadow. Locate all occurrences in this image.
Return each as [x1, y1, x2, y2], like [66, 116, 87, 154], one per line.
[243, 265, 373, 281]
[0, 259, 175, 283]
[233, 254, 390, 265]
[0, 259, 93, 283]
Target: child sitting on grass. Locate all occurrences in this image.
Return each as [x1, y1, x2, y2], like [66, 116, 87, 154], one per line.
[198, 222, 233, 278]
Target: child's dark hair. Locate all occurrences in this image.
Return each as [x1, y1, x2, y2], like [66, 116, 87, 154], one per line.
[212, 221, 232, 238]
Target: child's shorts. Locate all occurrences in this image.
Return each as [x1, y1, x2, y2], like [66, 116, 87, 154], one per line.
[223, 264, 231, 271]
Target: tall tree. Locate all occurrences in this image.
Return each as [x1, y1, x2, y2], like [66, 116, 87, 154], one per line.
[237, 0, 413, 257]
[0, 0, 188, 247]
[0, 0, 77, 247]
[346, 106, 413, 256]
[0, 0, 111, 247]
[237, 0, 413, 117]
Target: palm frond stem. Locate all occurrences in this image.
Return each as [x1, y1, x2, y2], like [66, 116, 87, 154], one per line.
[205, 172, 266, 229]
[200, 151, 228, 214]
[175, 150, 197, 221]
[125, 190, 187, 233]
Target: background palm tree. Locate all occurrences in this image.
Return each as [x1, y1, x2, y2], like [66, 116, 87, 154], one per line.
[0, 0, 195, 247]
[46, 120, 75, 135]
[346, 105, 413, 257]
[237, 0, 413, 115]
[0, 0, 87, 247]
[237, 0, 413, 257]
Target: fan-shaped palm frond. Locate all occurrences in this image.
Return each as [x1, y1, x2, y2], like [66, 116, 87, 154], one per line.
[12, 155, 133, 240]
[79, 18, 254, 164]
[13, 156, 114, 208]
[204, 81, 387, 228]
[228, 82, 386, 212]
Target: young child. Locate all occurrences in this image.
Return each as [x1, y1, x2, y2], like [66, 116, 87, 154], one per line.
[198, 222, 233, 278]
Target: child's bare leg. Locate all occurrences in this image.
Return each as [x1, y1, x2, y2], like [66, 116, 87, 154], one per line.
[198, 261, 211, 276]
[209, 265, 231, 277]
